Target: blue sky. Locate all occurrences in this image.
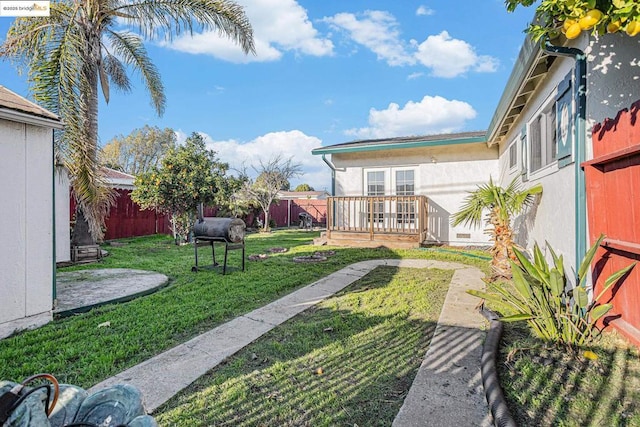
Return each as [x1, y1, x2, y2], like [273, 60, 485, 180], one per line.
[0, 0, 536, 192]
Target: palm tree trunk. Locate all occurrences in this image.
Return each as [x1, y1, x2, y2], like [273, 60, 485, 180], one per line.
[71, 28, 102, 245]
[490, 207, 514, 279]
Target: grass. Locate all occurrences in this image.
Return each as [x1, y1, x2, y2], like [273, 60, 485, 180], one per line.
[154, 265, 452, 426]
[0, 230, 488, 389]
[498, 322, 640, 427]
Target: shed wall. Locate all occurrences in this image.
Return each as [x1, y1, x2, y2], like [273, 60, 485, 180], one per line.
[0, 118, 53, 338]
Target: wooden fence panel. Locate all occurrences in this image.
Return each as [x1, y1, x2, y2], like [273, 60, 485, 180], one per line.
[585, 99, 640, 347]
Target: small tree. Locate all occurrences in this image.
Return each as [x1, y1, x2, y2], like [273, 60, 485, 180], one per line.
[100, 126, 176, 175]
[452, 177, 542, 279]
[506, 0, 640, 41]
[294, 183, 314, 192]
[239, 155, 302, 232]
[132, 132, 230, 244]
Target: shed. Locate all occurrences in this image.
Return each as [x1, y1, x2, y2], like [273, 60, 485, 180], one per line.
[0, 85, 63, 339]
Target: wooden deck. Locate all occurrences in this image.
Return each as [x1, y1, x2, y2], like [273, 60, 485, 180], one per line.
[325, 196, 428, 249]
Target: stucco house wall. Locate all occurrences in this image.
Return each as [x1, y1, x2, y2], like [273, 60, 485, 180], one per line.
[330, 142, 499, 246]
[0, 85, 62, 339]
[491, 32, 640, 279]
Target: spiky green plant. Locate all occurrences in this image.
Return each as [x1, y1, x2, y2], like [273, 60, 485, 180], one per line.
[469, 235, 636, 348]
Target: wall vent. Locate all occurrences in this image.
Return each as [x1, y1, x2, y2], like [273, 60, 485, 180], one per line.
[456, 233, 471, 239]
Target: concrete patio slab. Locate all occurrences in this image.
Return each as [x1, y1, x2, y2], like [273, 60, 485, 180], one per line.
[55, 268, 169, 316]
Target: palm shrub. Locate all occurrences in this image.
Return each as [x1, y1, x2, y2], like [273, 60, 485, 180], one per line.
[452, 177, 542, 279]
[469, 235, 636, 348]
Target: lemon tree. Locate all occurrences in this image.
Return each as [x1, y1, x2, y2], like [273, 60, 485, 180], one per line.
[506, 0, 640, 41]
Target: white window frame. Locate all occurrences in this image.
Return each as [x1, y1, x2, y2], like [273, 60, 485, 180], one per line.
[364, 169, 386, 223]
[527, 92, 558, 178]
[393, 168, 416, 224]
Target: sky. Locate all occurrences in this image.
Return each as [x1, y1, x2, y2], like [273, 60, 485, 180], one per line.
[0, 0, 537, 192]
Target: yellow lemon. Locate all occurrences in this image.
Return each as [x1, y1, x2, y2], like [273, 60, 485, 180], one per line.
[627, 21, 640, 37]
[583, 350, 599, 361]
[607, 20, 621, 33]
[566, 22, 582, 39]
[563, 19, 577, 31]
[579, 9, 603, 30]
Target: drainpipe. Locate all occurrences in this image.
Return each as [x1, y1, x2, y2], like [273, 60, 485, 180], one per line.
[542, 40, 587, 276]
[321, 154, 336, 196]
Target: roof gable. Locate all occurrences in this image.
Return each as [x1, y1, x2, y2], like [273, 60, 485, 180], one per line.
[0, 85, 60, 121]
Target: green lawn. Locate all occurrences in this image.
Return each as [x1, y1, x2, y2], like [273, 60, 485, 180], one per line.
[498, 322, 640, 427]
[155, 265, 452, 426]
[0, 230, 487, 389]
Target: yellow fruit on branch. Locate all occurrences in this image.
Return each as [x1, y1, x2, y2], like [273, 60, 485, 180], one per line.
[563, 19, 577, 31]
[578, 9, 603, 30]
[627, 21, 640, 37]
[607, 20, 622, 33]
[565, 22, 582, 39]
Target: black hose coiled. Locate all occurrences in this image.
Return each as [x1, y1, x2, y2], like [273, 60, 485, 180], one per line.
[480, 307, 517, 427]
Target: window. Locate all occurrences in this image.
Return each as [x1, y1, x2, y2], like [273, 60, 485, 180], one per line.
[367, 171, 385, 196]
[366, 171, 385, 223]
[395, 170, 415, 224]
[528, 97, 557, 173]
[395, 170, 414, 195]
[508, 141, 518, 170]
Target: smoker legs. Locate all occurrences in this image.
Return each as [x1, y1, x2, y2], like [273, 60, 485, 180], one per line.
[192, 238, 245, 274]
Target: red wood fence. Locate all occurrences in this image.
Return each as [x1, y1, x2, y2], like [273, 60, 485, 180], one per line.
[585, 99, 640, 346]
[71, 192, 327, 240]
[70, 189, 170, 241]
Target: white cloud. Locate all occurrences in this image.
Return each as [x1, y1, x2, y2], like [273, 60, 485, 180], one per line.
[323, 11, 414, 66]
[163, 0, 333, 63]
[416, 5, 435, 16]
[183, 129, 330, 191]
[345, 95, 477, 139]
[407, 72, 424, 80]
[414, 31, 499, 78]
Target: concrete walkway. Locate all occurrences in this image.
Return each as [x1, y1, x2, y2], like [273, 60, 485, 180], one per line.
[87, 259, 492, 425]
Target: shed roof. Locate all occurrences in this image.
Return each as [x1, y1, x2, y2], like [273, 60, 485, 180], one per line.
[311, 131, 487, 155]
[0, 85, 61, 121]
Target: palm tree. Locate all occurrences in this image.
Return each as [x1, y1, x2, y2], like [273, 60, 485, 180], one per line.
[452, 177, 542, 279]
[0, 0, 254, 244]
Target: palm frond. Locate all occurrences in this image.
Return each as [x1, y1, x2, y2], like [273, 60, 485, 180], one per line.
[106, 30, 165, 114]
[115, 0, 255, 54]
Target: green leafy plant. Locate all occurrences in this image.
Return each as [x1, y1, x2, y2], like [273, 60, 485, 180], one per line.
[469, 235, 636, 348]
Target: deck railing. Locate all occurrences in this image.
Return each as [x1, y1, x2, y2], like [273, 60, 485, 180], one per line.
[327, 196, 428, 243]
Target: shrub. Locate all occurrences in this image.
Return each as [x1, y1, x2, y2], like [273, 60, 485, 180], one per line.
[469, 235, 636, 348]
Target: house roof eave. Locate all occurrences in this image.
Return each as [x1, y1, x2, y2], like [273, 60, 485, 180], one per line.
[311, 131, 487, 155]
[486, 34, 551, 147]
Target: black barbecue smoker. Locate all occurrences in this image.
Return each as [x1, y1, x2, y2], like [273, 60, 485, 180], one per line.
[192, 205, 246, 274]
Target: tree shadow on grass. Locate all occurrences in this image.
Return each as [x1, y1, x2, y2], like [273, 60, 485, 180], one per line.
[499, 323, 640, 427]
[154, 266, 453, 426]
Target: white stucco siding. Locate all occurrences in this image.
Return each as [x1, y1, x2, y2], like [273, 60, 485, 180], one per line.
[0, 118, 53, 334]
[330, 143, 499, 245]
[586, 34, 640, 129]
[497, 34, 640, 277]
[497, 51, 578, 274]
